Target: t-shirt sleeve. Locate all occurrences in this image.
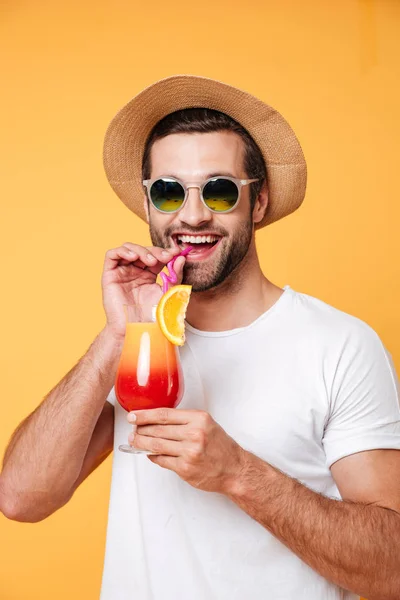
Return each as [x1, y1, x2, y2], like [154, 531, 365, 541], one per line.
[323, 324, 400, 468]
[106, 385, 116, 406]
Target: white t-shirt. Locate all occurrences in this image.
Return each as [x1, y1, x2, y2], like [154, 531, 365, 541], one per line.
[100, 285, 400, 600]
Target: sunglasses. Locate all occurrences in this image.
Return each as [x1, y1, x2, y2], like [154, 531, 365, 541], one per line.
[142, 176, 259, 214]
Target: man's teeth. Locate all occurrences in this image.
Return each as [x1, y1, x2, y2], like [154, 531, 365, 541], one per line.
[177, 235, 219, 244]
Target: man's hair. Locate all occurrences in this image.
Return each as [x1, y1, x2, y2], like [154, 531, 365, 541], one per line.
[142, 108, 267, 209]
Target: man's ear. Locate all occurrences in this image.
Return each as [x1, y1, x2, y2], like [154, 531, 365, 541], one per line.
[143, 195, 150, 223]
[252, 181, 268, 225]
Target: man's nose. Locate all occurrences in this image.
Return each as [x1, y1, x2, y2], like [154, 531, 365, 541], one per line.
[178, 186, 212, 227]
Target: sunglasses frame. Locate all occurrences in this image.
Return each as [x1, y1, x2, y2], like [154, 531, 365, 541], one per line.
[142, 175, 259, 214]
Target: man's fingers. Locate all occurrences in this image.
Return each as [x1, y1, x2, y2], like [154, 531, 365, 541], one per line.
[144, 245, 181, 262]
[147, 454, 178, 471]
[131, 434, 181, 456]
[104, 243, 180, 274]
[120, 244, 163, 273]
[122, 243, 180, 263]
[103, 246, 141, 271]
[131, 408, 192, 426]
[136, 424, 187, 441]
[173, 255, 186, 285]
[103, 245, 158, 275]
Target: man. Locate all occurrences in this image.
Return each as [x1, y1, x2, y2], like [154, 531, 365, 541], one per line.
[1, 75, 400, 600]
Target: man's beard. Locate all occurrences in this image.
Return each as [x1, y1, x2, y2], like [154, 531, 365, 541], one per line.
[149, 218, 253, 292]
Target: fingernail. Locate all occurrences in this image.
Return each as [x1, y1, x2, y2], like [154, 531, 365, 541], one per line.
[128, 432, 135, 443]
[147, 253, 156, 261]
[127, 412, 136, 423]
[162, 250, 171, 256]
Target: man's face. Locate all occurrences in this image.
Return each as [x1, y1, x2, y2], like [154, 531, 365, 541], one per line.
[146, 131, 255, 292]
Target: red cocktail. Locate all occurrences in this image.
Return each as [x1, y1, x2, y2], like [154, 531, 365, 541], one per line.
[115, 303, 184, 454]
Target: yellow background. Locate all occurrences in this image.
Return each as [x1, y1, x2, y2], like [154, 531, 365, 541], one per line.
[1, 1, 399, 598]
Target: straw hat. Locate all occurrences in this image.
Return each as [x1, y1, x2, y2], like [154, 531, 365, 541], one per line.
[103, 74, 307, 229]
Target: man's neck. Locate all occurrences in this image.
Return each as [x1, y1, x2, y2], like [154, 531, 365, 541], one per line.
[185, 247, 284, 333]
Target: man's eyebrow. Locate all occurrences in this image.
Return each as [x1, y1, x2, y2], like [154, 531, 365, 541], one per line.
[205, 172, 238, 179]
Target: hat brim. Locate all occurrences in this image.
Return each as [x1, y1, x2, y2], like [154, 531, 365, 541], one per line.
[103, 74, 307, 229]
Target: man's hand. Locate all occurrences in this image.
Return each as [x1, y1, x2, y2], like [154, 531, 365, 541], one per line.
[101, 243, 184, 341]
[127, 408, 247, 494]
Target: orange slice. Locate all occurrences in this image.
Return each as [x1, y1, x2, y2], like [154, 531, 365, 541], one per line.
[156, 285, 192, 346]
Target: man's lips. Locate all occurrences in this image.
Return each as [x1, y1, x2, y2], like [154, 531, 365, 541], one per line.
[171, 234, 223, 261]
[171, 233, 223, 246]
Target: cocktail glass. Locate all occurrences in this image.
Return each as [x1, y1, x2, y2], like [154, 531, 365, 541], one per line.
[115, 301, 184, 454]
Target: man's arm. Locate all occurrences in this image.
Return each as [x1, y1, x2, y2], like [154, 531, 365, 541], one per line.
[226, 447, 400, 600]
[68, 400, 114, 493]
[0, 326, 122, 523]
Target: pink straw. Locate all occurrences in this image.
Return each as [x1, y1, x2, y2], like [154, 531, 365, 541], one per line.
[160, 246, 193, 293]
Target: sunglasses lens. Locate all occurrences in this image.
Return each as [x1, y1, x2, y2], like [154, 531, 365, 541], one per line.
[203, 178, 239, 212]
[149, 178, 185, 212]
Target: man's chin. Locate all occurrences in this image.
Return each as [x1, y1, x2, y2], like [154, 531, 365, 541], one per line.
[185, 282, 218, 293]
[182, 268, 220, 293]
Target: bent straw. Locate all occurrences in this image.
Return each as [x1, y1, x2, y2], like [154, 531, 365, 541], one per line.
[160, 246, 193, 294]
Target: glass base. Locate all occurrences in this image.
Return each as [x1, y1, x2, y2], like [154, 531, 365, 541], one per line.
[118, 444, 155, 455]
